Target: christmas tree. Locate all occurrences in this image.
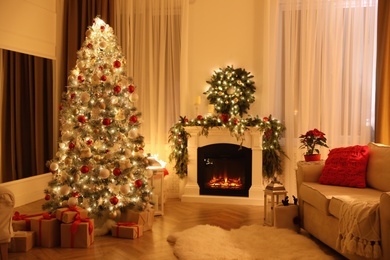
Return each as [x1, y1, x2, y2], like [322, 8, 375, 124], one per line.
[43, 17, 153, 220]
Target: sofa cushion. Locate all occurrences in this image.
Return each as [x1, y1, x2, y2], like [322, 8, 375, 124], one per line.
[366, 142, 390, 191]
[328, 188, 382, 219]
[319, 145, 369, 188]
[300, 182, 382, 218]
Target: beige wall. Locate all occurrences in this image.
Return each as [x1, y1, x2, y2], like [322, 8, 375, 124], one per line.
[0, 0, 56, 59]
[185, 0, 264, 118]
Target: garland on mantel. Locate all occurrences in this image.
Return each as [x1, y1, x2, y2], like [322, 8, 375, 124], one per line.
[168, 114, 287, 181]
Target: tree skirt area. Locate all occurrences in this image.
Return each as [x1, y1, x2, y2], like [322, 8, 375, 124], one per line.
[167, 224, 334, 260]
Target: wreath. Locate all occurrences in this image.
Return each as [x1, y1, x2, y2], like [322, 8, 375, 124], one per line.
[204, 65, 255, 117]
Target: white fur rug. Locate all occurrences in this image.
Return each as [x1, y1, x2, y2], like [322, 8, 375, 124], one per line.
[167, 224, 334, 260]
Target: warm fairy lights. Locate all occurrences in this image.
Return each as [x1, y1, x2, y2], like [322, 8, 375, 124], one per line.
[43, 17, 152, 218]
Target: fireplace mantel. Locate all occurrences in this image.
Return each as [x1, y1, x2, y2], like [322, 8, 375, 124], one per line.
[181, 126, 265, 205]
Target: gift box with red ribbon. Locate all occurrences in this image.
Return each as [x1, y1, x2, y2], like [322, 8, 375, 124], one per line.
[12, 211, 43, 231]
[56, 206, 89, 223]
[119, 209, 154, 231]
[61, 217, 94, 248]
[30, 212, 60, 248]
[111, 222, 143, 239]
[8, 231, 35, 252]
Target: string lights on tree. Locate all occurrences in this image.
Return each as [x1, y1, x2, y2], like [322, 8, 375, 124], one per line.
[43, 17, 152, 220]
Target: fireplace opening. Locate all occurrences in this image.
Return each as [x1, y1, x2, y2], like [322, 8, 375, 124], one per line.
[197, 143, 252, 197]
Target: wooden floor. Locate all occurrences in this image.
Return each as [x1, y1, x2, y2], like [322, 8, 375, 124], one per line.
[8, 198, 345, 260]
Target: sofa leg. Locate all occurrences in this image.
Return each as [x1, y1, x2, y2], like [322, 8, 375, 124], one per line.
[0, 242, 8, 260]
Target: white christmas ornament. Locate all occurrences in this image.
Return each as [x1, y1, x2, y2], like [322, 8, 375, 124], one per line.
[128, 129, 138, 139]
[68, 197, 78, 207]
[80, 147, 92, 158]
[99, 168, 110, 179]
[60, 185, 70, 195]
[80, 92, 91, 103]
[145, 169, 154, 178]
[129, 93, 139, 102]
[120, 185, 130, 194]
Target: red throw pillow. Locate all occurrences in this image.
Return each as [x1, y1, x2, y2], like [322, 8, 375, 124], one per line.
[319, 145, 369, 188]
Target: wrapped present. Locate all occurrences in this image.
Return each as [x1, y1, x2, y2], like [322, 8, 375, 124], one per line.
[119, 209, 154, 231]
[8, 231, 35, 252]
[56, 206, 89, 223]
[30, 213, 60, 248]
[61, 217, 94, 248]
[12, 212, 42, 231]
[111, 222, 143, 239]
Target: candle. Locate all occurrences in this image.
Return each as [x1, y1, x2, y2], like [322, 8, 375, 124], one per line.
[194, 96, 201, 105]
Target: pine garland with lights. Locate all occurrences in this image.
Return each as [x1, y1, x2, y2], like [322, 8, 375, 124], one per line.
[204, 65, 255, 117]
[168, 114, 287, 180]
[42, 17, 153, 220]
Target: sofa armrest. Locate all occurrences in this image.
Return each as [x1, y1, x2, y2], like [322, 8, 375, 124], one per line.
[296, 161, 325, 184]
[380, 192, 390, 259]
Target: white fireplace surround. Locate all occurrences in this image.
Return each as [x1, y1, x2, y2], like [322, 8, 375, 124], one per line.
[181, 127, 265, 205]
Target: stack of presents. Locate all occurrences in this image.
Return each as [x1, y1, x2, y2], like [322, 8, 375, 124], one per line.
[9, 206, 154, 252]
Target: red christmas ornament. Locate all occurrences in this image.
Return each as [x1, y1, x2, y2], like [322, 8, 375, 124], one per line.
[128, 85, 135, 93]
[77, 75, 84, 82]
[99, 65, 103, 71]
[197, 115, 203, 120]
[105, 149, 110, 153]
[68, 143, 75, 150]
[263, 117, 269, 122]
[184, 118, 189, 123]
[102, 118, 111, 126]
[110, 196, 119, 205]
[220, 114, 229, 123]
[87, 43, 92, 49]
[113, 85, 121, 94]
[80, 166, 89, 174]
[70, 93, 76, 99]
[72, 191, 80, 198]
[129, 115, 138, 124]
[134, 179, 143, 188]
[113, 60, 121, 68]
[44, 194, 50, 200]
[86, 139, 93, 146]
[233, 119, 239, 125]
[59, 104, 63, 111]
[113, 168, 121, 176]
[78, 115, 86, 123]
[100, 26, 105, 32]
[100, 75, 107, 81]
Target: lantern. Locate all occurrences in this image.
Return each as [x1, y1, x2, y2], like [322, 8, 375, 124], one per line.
[264, 180, 287, 226]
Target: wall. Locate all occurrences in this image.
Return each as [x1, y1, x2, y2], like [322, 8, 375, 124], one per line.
[184, 0, 264, 118]
[0, 0, 56, 59]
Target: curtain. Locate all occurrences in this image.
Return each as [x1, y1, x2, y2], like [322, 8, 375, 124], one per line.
[375, 0, 390, 144]
[1, 50, 53, 182]
[62, 0, 115, 92]
[263, 0, 378, 193]
[114, 0, 185, 161]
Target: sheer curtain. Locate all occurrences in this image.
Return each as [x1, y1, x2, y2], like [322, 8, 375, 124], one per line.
[114, 0, 185, 161]
[263, 0, 378, 193]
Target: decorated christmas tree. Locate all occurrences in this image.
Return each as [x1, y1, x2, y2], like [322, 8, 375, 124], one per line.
[43, 17, 152, 220]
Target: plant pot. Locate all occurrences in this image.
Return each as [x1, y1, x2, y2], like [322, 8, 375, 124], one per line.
[304, 154, 321, 162]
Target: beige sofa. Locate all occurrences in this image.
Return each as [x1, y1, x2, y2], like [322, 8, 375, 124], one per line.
[296, 142, 390, 260]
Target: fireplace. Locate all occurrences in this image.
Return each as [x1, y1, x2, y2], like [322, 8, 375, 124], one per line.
[198, 144, 252, 197]
[181, 127, 264, 205]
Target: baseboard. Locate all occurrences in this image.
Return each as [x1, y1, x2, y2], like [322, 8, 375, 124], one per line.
[0, 173, 52, 207]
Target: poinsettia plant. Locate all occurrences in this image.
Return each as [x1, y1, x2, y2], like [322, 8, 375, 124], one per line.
[299, 128, 329, 155]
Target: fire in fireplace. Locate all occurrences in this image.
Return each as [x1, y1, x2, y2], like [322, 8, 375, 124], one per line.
[197, 143, 252, 197]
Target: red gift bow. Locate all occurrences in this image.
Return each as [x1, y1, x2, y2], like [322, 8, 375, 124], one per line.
[36, 212, 56, 246]
[60, 205, 81, 221]
[69, 214, 94, 248]
[116, 222, 140, 238]
[12, 211, 50, 232]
